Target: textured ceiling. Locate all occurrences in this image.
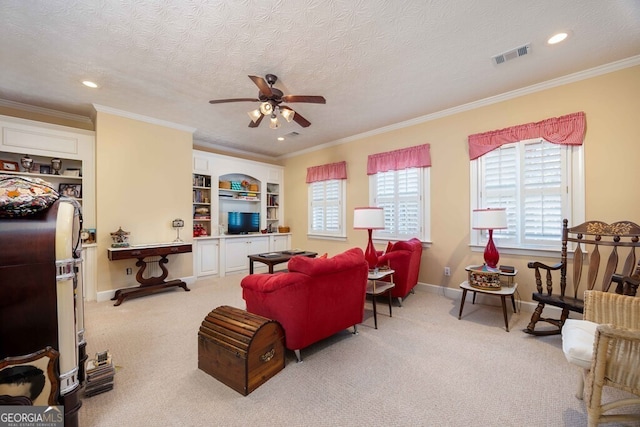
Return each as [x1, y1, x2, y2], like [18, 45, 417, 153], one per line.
[1, 1, 639, 159]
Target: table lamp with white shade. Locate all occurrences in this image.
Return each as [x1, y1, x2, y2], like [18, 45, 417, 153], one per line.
[472, 208, 507, 269]
[353, 207, 385, 270]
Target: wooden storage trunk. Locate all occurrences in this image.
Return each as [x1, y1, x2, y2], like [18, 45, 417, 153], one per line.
[198, 305, 285, 396]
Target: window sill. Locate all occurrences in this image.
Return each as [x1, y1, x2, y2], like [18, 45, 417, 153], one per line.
[470, 244, 561, 260]
[307, 234, 347, 242]
[374, 238, 432, 249]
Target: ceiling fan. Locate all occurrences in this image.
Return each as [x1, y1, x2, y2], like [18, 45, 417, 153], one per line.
[209, 74, 326, 129]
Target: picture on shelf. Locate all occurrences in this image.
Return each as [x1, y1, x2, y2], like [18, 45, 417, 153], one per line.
[0, 160, 19, 171]
[62, 168, 81, 177]
[81, 228, 97, 244]
[59, 183, 82, 198]
[39, 164, 51, 174]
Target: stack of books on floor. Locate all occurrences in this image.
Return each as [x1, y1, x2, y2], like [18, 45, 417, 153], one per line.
[84, 351, 115, 397]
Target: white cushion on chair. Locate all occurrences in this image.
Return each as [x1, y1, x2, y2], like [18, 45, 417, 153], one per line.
[562, 319, 598, 369]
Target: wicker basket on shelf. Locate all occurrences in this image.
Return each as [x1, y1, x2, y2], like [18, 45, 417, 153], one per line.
[278, 226, 290, 233]
[219, 181, 231, 189]
[467, 268, 501, 291]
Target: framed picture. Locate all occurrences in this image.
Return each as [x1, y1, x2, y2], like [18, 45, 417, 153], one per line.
[59, 183, 82, 198]
[40, 164, 51, 174]
[0, 347, 60, 406]
[81, 228, 97, 244]
[0, 160, 20, 172]
[62, 169, 80, 177]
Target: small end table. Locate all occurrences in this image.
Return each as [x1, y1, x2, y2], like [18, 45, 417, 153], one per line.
[366, 269, 395, 329]
[458, 281, 518, 332]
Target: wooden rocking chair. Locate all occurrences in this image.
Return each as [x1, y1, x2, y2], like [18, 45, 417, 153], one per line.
[524, 219, 640, 336]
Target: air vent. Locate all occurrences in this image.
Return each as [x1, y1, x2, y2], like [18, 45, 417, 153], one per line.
[492, 43, 531, 65]
[284, 131, 299, 137]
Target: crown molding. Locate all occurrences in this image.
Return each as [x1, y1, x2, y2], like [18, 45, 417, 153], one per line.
[0, 99, 93, 124]
[92, 104, 196, 133]
[280, 55, 640, 160]
[193, 139, 278, 163]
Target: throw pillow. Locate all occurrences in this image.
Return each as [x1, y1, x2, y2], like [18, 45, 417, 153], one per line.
[385, 241, 394, 254]
[0, 175, 59, 218]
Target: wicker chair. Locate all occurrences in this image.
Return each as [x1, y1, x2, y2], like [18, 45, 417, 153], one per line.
[562, 290, 640, 426]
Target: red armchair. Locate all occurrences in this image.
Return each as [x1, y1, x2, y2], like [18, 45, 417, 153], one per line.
[377, 238, 423, 305]
[241, 247, 368, 362]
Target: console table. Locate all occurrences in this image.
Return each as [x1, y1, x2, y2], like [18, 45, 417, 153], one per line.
[107, 243, 192, 306]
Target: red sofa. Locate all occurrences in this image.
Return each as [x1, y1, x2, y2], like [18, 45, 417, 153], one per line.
[377, 238, 423, 305]
[241, 247, 368, 362]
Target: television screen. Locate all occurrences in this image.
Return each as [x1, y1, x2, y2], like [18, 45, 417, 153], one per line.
[228, 212, 260, 234]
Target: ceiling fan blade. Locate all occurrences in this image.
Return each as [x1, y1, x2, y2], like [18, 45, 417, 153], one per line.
[248, 114, 264, 128]
[282, 95, 326, 104]
[280, 107, 311, 128]
[209, 98, 259, 104]
[248, 75, 273, 97]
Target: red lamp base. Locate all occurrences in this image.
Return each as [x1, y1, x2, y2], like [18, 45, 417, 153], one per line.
[364, 229, 378, 270]
[484, 229, 499, 269]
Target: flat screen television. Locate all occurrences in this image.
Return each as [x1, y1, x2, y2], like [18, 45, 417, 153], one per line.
[227, 212, 260, 234]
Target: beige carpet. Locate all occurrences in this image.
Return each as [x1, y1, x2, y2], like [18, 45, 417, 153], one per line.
[78, 275, 638, 427]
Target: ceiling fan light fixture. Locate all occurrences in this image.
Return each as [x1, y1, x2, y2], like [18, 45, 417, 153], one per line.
[259, 102, 273, 115]
[269, 115, 280, 129]
[247, 108, 262, 123]
[280, 108, 295, 123]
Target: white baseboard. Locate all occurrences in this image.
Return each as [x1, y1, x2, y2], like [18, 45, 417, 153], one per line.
[95, 275, 197, 303]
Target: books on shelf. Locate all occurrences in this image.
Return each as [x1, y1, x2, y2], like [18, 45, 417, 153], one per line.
[84, 351, 115, 398]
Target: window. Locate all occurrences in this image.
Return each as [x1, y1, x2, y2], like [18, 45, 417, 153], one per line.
[471, 138, 584, 253]
[370, 167, 430, 241]
[308, 179, 346, 238]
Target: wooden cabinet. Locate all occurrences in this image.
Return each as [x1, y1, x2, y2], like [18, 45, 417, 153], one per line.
[270, 234, 290, 252]
[225, 236, 270, 273]
[191, 151, 286, 277]
[195, 238, 219, 277]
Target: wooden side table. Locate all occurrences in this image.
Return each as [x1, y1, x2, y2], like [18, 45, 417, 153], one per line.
[366, 269, 395, 329]
[458, 281, 518, 332]
[107, 243, 192, 306]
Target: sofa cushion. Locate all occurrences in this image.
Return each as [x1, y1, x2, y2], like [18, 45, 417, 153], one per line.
[562, 319, 598, 369]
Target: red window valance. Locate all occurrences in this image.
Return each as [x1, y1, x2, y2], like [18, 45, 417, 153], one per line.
[468, 111, 586, 160]
[306, 161, 347, 183]
[367, 144, 431, 175]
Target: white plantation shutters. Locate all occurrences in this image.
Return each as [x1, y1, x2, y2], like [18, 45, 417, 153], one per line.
[368, 144, 431, 241]
[474, 138, 583, 251]
[307, 161, 347, 237]
[310, 179, 342, 235]
[469, 113, 585, 252]
[374, 168, 421, 239]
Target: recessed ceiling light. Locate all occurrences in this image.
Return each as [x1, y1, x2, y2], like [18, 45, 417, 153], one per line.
[547, 32, 569, 45]
[277, 137, 284, 141]
[82, 80, 99, 88]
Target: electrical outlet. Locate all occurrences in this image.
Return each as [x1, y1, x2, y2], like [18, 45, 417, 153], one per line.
[126, 268, 133, 275]
[444, 267, 451, 276]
